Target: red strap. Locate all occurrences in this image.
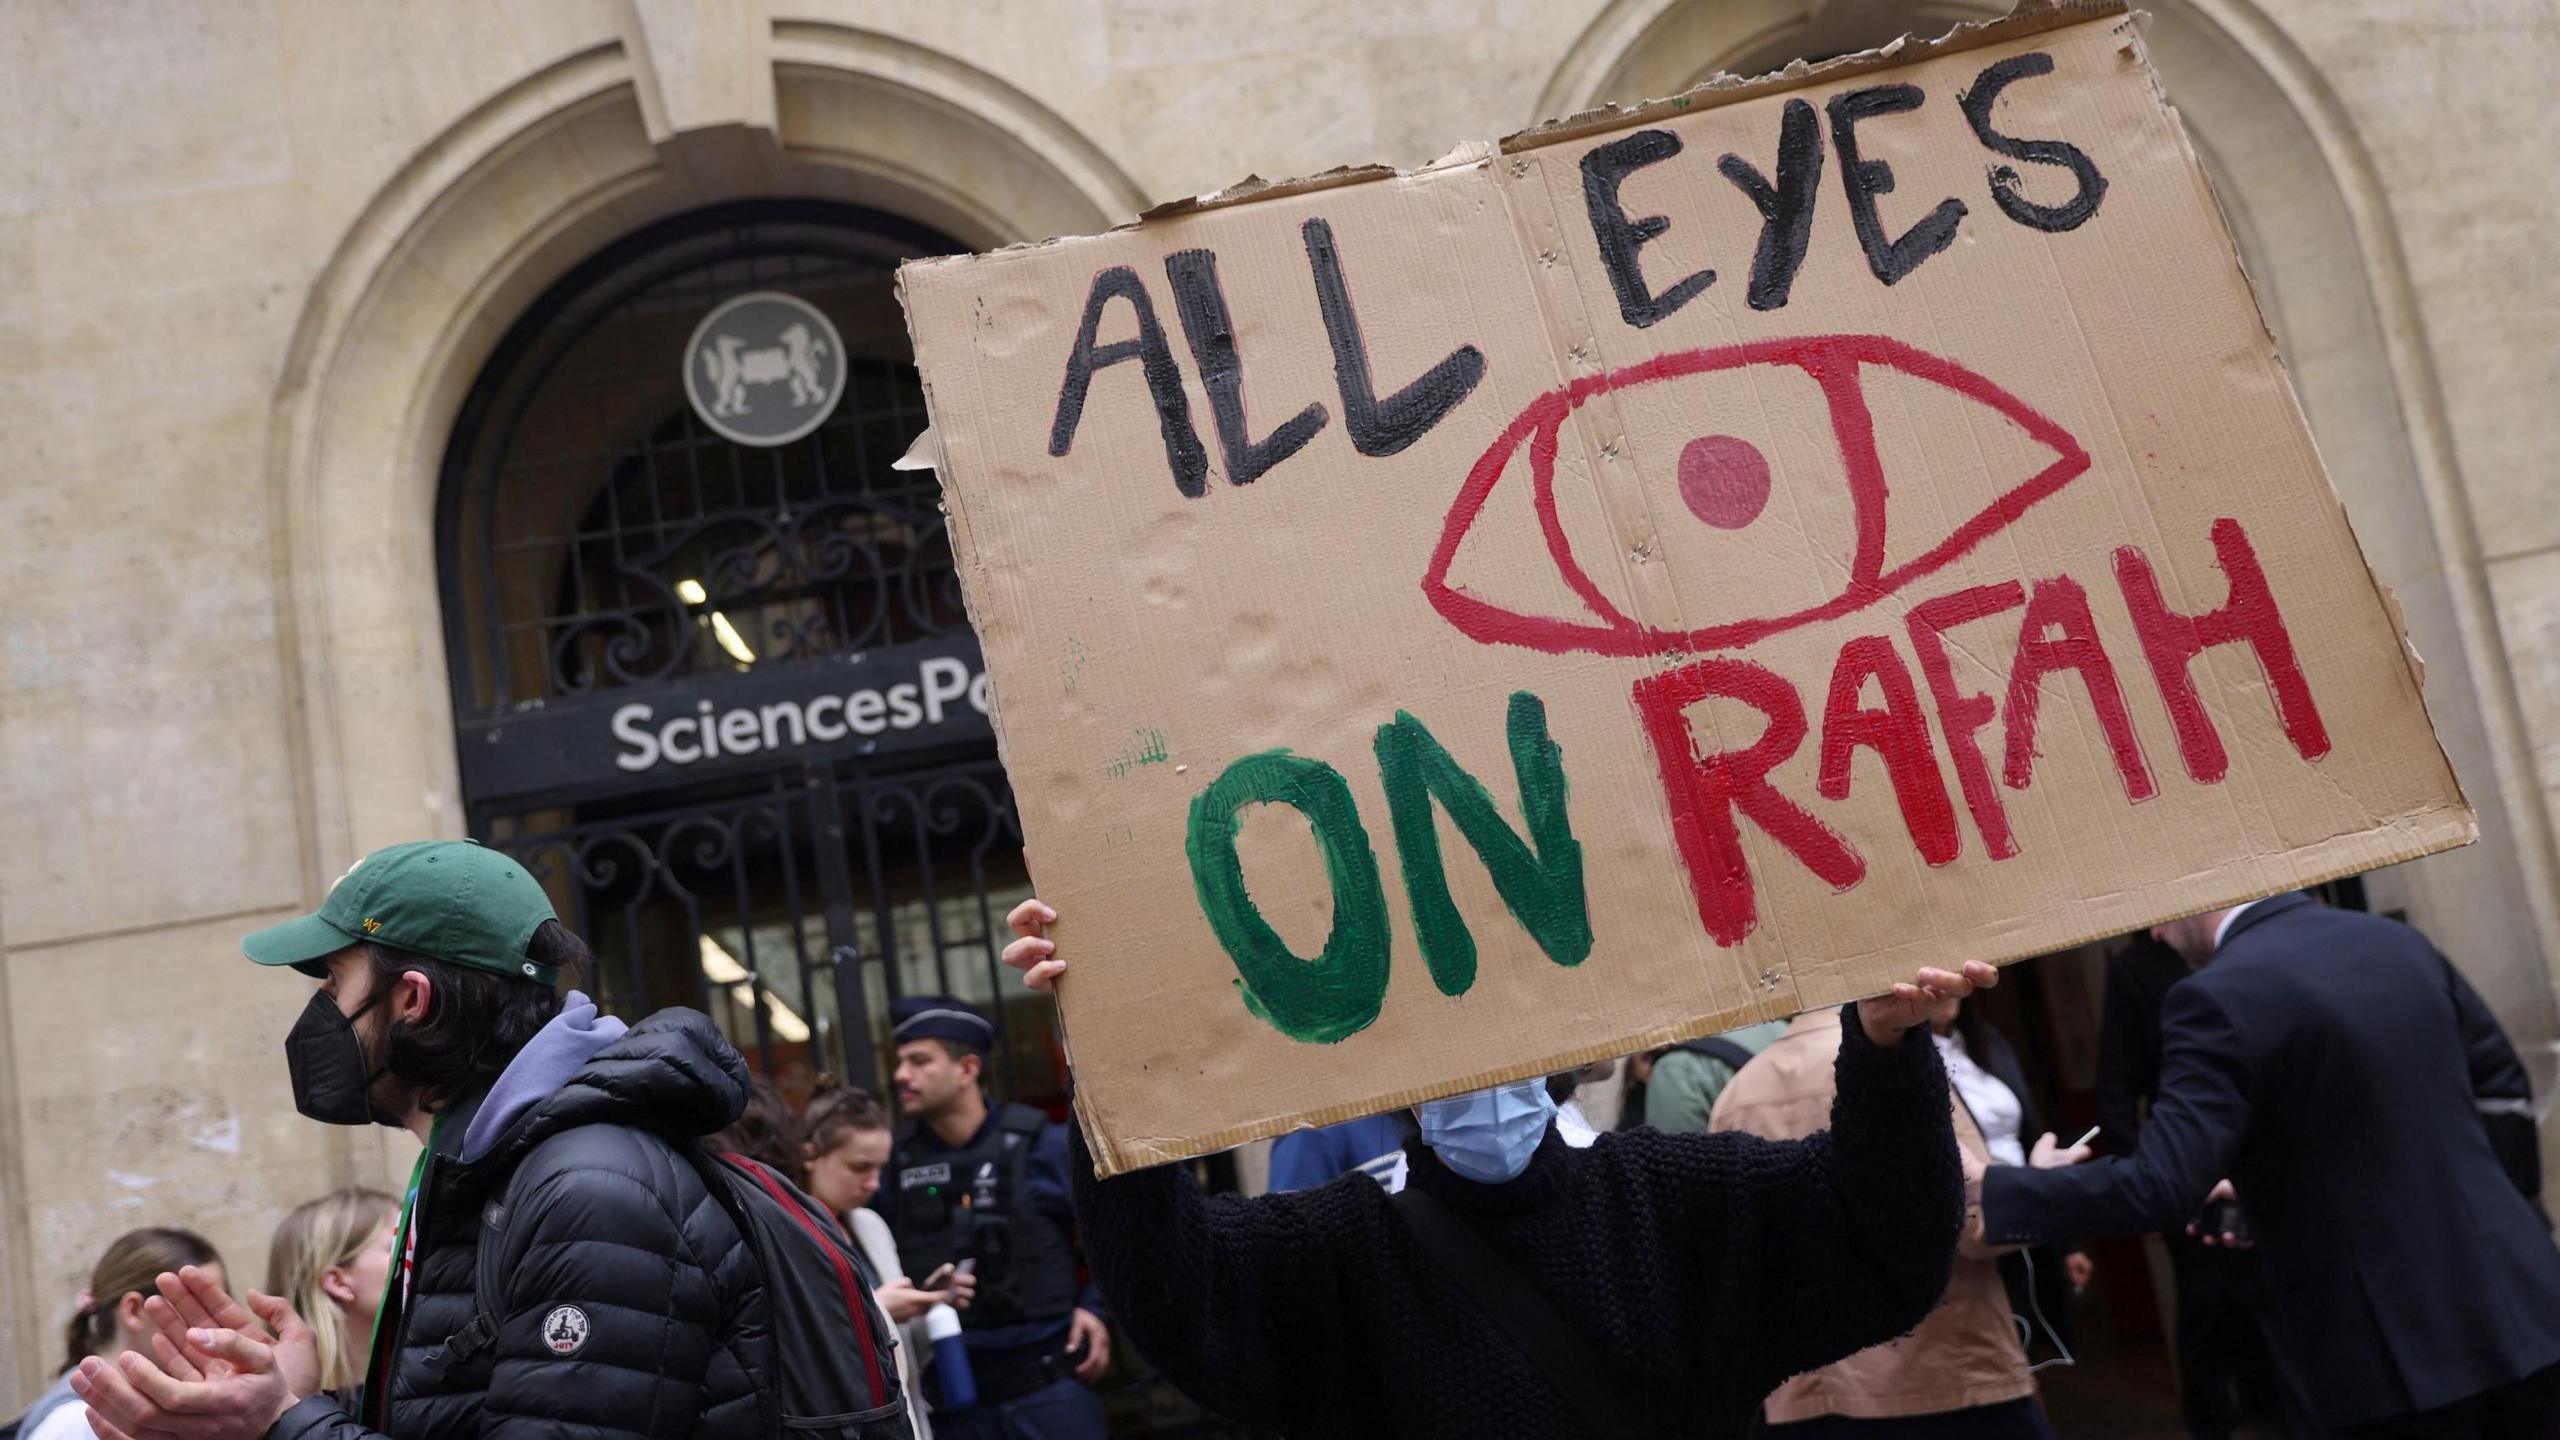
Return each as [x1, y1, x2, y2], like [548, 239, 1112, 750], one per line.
[723, 1152, 889, 1405]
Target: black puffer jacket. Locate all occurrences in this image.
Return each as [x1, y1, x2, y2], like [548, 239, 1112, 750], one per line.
[272, 1010, 767, 1440]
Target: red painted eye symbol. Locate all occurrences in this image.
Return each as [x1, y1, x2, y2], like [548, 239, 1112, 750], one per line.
[1421, 335, 2091, 657]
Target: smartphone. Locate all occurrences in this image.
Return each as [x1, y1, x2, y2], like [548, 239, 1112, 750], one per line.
[917, 1263, 957, 1290]
[952, 1258, 978, 1278]
[2201, 1198, 2252, 1243]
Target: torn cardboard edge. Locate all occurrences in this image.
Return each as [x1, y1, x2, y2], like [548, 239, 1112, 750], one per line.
[894, 424, 943, 473]
[1080, 800, 2478, 1175]
[2153, 52, 2464, 811]
[1502, 0, 2130, 155]
[897, 0, 2131, 274]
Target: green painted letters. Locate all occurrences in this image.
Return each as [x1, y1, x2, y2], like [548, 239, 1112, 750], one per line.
[1374, 691, 1591, 995]
[1185, 750, 1393, 1044]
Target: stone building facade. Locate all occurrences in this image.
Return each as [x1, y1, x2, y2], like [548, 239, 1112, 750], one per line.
[1, 0, 2554, 1405]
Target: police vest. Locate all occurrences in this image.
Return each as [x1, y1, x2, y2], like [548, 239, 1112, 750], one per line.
[891, 1103, 1079, 1328]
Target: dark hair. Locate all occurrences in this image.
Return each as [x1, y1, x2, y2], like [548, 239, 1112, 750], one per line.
[1949, 997, 1992, 1055]
[63, 1227, 222, 1375]
[802, 1075, 892, 1157]
[369, 918, 587, 1114]
[714, 1080, 807, 1188]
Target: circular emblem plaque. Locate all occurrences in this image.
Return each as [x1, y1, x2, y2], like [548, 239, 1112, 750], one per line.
[542, 1303, 590, 1355]
[682, 290, 847, 446]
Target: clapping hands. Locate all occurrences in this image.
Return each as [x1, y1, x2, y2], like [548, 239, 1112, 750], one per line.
[67, 1266, 317, 1440]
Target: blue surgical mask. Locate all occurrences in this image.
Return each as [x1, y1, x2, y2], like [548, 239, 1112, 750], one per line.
[1418, 1078, 1557, 1184]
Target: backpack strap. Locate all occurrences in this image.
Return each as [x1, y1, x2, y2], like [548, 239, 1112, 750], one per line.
[438, 1157, 535, 1370]
[1391, 1185, 1629, 1432]
[695, 1148, 892, 1413]
[1674, 1035, 1758, 1072]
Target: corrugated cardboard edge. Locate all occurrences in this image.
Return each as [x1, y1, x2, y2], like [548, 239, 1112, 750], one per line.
[897, 0, 2129, 272]
[890, 269, 1121, 1167]
[2120, 14, 2475, 833]
[893, 0, 2480, 1178]
[1085, 807, 2475, 1176]
[1501, 0, 2128, 155]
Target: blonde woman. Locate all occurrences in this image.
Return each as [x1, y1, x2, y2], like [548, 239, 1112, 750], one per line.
[265, 1188, 398, 1394]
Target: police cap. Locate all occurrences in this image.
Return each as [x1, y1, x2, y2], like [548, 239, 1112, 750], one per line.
[889, 995, 996, 1052]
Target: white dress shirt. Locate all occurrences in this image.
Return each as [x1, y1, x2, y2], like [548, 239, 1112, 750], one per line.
[2213, 897, 2263, 951]
[1934, 1028, 2028, 1167]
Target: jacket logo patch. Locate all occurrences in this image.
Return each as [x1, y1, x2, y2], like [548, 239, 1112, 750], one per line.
[900, 1162, 951, 1189]
[542, 1304, 590, 1356]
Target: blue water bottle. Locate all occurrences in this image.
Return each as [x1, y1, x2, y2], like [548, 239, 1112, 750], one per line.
[925, 1302, 975, 1412]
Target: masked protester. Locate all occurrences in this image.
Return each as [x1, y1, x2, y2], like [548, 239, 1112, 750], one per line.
[65, 839, 784, 1440]
[1001, 898, 1986, 1439]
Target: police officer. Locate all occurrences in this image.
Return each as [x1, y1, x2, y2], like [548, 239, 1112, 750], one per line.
[882, 995, 1110, 1439]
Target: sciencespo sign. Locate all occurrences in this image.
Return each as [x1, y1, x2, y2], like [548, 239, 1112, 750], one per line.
[457, 635, 991, 805]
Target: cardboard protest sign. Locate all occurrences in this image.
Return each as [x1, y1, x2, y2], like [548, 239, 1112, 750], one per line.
[899, 0, 2473, 1175]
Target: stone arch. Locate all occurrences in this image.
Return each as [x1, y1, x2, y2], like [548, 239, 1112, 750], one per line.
[1534, 0, 2560, 1025]
[265, 23, 1143, 907]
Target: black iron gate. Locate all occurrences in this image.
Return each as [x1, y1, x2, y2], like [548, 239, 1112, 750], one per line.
[471, 757, 1033, 1094]
[437, 200, 1054, 1102]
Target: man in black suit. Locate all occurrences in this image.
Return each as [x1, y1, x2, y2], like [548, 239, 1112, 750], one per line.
[2097, 935, 2290, 1438]
[1985, 892, 2560, 1438]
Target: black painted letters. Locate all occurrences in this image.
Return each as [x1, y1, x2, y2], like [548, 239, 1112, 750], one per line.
[1049, 266, 1210, 496]
[1717, 98, 1826, 311]
[1828, 84, 1968, 286]
[1302, 218, 1486, 457]
[1960, 52, 2107, 232]
[1580, 129, 1717, 328]
[1166, 248, 1329, 485]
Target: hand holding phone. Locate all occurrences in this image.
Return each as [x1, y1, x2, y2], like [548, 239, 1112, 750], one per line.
[2190, 1178, 2254, 1248]
[2201, 1198, 2252, 1245]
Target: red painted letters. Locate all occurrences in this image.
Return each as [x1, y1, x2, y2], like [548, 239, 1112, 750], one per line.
[1634, 657, 1866, 946]
[1906, 582, 2027, 861]
[1818, 635, 1961, 865]
[2003, 576, 2157, 802]
[2115, 518, 2331, 783]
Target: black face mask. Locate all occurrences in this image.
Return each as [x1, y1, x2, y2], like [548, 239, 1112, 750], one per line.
[284, 987, 395, 1127]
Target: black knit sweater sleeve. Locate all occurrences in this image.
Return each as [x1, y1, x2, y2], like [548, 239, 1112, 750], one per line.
[1070, 1122, 1360, 1431]
[1626, 1006, 1963, 1391]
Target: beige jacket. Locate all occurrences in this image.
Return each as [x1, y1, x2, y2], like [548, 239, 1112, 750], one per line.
[1708, 1008, 2035, 1423]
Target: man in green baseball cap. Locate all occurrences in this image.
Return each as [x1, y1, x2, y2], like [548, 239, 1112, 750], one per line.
[244, 838, 566, 983]
[240, 840, 577, 1128]
[65, 839, 790, 1440]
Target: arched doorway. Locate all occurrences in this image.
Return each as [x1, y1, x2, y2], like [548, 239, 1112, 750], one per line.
[437, 199, 1049, 1108]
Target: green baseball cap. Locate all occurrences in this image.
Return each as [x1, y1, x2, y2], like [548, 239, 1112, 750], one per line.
[242, 840, 561, 985]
